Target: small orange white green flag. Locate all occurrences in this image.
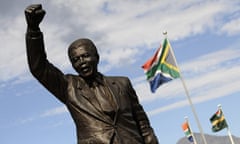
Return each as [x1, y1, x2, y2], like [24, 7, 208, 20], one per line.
[182, 121, 194, 142]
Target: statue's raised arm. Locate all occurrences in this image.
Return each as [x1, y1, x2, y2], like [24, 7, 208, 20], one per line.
[25, 4, 68, 103]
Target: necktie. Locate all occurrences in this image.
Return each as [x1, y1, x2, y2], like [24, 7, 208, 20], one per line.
[94, 84, 115, 112]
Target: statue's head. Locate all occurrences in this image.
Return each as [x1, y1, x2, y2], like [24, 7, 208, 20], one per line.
[68, 38, 99, 78]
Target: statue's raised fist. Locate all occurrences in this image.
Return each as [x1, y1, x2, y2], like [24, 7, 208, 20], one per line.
[25, 4, 46, 31]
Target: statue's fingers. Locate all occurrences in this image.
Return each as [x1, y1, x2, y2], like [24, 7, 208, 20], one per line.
[25, 8, 32, 13]
[25, 4, 42, 13]
[35, 9, 46, 16]
[32, 4, 42, 10]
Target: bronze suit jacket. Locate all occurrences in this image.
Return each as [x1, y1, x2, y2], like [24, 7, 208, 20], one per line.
[26, 31, 158, 144]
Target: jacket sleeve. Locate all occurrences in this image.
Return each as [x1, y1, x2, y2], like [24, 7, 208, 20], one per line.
[126, 78, 159, 144]
[25, 31, 68, 103]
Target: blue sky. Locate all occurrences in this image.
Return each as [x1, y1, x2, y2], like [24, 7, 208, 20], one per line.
[1, 0, 240, 144]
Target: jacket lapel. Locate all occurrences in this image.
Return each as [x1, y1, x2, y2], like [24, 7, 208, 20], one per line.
[105, 77, 120, 110]
[74, 78, 111, 122]
[72, 76, 122, 123]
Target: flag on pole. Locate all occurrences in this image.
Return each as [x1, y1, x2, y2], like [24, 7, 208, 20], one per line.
[182, 121, 194, 142]
[141, 38, 180, 93]
[210, 109, 228, 132]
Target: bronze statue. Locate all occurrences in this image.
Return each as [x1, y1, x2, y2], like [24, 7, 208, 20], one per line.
[25, 4, 158, 144]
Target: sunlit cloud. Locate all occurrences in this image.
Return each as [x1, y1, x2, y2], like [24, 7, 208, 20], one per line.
[40, 106, 68, 117]
[15, 105, 68, 126]
[220, 18, 240, 36]
[0, 0, 239, 84]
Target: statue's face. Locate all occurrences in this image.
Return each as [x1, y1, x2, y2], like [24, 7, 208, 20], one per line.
[69, 46, 98, 78]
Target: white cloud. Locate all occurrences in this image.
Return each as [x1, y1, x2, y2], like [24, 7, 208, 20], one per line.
[40, 106, 68, 117]
[0, 15, 27, 82]
[0, 0, 239, 83]
[41, 23, 72, 69]
[220, 18, 240, 36]
[48, 0, 240, 69]
[19, 117, 35, 125]
[181, 48, 240, 76]
[16, 105, 68, 125]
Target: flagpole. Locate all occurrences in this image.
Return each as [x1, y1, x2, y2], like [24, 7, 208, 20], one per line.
[227, 128, 235, 144]
[185, 116, 198, 144]
[163, 31, 208, 144]
[218, 104, 235, 144]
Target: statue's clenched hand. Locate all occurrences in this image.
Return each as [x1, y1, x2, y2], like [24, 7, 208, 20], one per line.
[25, 4, 45, 31]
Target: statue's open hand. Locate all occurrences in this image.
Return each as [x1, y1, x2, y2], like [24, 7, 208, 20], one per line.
[25, 4, 45, 31]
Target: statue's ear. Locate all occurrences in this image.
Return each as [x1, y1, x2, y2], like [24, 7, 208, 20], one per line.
[96, 54, 100, 64]
[97, 58, 100, 65]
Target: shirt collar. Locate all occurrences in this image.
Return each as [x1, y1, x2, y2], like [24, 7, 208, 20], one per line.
[85, 72, 104, 87]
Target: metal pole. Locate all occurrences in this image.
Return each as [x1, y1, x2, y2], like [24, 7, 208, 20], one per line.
[185, 116, 198, 144]
[218, 104, 235, 144]
[163, 31, 208, 144]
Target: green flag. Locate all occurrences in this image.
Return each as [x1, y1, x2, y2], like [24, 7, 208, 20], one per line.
[210, 109, 228, 132]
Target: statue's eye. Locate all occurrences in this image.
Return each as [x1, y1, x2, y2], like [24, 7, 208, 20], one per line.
[71, 57, 79, 63]
[83, 53, 89, 58]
